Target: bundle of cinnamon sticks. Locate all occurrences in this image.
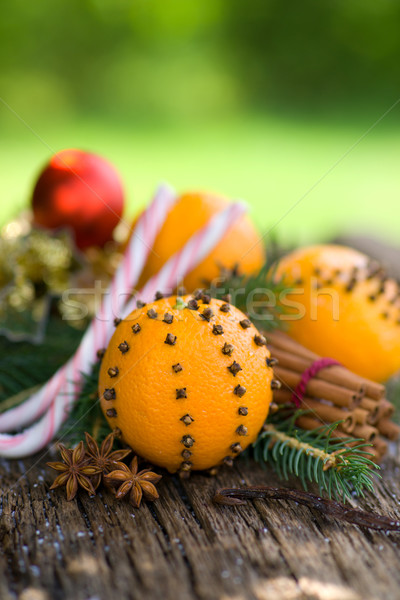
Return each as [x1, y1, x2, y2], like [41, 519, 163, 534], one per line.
[267, 330, 400, 462]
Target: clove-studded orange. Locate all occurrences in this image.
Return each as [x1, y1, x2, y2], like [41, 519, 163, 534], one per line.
[129, 191, 265, 292]
[99, 294, 274, 474]
[276, 244, 400, 382]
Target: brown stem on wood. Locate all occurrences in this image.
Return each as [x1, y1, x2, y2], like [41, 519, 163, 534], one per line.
[213, 486, 400, 532]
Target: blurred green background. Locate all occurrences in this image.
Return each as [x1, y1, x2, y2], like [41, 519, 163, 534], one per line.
[1, 0, 400, 245]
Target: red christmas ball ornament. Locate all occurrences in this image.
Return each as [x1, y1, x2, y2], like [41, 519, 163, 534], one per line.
[32, 149, 125, 249]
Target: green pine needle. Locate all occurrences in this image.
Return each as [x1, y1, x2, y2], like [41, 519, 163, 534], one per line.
[0, 312, 110, 446]
[252, 407, 379, 502]
[205, 253, 289, 332]
[57, 360, 111, 447]
[0, 313, 83, 412]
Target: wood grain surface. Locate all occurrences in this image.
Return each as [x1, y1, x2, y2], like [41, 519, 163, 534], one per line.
[1, 443, 400, 600]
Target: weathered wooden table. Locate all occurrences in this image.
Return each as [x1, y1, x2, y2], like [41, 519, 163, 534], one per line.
[1, 444, 400, 600]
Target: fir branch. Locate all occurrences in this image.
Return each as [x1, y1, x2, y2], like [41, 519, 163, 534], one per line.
[205, 252, 289, 331]
[252, 408, 378, 501]
[58, 360, 111, 448]
[0, 312, 83, 410]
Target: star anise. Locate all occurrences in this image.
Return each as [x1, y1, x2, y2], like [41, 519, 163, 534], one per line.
[84, 431, 131, 490]
[47, 441, 101, 501]
[105, 456, 162, 508]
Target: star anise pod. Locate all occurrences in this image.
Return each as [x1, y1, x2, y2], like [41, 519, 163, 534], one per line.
[47, 441, 101, 501]
[84, 431, 131, 490]
[105, 456, 162, 508]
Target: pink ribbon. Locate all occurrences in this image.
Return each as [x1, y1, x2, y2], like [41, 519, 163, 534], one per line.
[292, 358, 341, 407]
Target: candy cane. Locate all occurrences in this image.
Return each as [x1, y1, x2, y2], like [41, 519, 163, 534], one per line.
[0, 201, 246, 457]
[0, 183, 177, 434]
[122, 201, 247, 315]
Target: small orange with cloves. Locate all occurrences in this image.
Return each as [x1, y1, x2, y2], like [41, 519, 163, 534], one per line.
[99, 294, 275, 475]
[276, 244, 400, 382]
[128, 191, 265, 292]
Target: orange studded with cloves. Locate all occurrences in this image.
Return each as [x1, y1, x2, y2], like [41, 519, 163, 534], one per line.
[99, 295, 274, 474]
[276, 244, 400, 382]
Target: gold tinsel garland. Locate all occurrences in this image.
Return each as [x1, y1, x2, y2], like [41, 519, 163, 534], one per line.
[0, 212, 123, 338]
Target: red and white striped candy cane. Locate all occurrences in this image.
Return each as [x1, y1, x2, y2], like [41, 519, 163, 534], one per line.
[0, 183, 177, 434]
[0, 200, 246, 457]
[121, 201, 247, 316]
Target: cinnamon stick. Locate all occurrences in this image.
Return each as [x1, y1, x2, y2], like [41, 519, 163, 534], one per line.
[295, 414, 330, 432]
[376, 419, 400, 441]
[295, 415, 353, 443]
[360, 398, 381, 424]
[267, 330, 317, 359]
[272, 388, 295, 405]
[373, 436, 389, 458]
[300, 398, 356, 433]
[267, 330, 385, 400]
[265, 330, 396, 461]
[275, 366, 361, 409]
[362, 381, 386, 403]
[294, 412, 392, 463]
[286, 403, 389, 463]
[272, 380, 377, 435]
[273, 390, 356, 433]
[375, 399, 395, 422]
[273, 380, 369, 434]
[268, 345, 366, 395]
[353, 424, 378, 443]
[353, 407, 369, 426]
